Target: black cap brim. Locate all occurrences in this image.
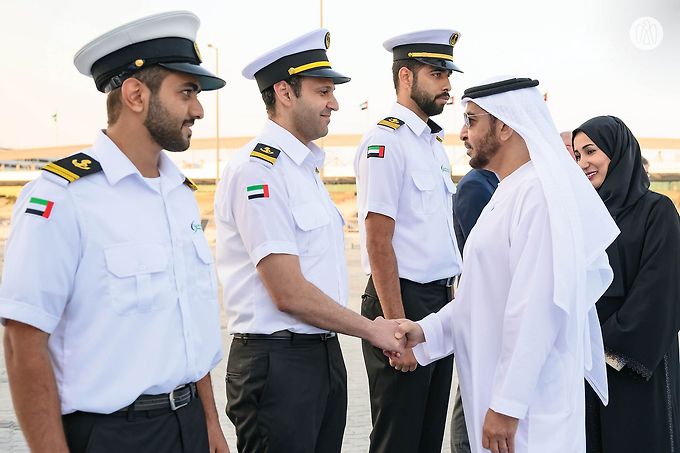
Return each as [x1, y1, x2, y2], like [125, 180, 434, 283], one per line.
[159, 62, 226, 91]
[412, 58, 463, 73]
[300, 67, 351, 85]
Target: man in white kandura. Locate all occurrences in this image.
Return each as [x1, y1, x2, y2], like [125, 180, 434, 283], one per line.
[395, 77, 619, 453]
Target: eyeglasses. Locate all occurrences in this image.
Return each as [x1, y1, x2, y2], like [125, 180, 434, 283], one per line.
[463, 112, 493, 128]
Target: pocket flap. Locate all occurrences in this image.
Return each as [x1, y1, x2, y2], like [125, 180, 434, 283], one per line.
[292, 202, 330, 231]
[104, 243, 169, 278]
[412, 172, 435, 191]
[192, 235, 213, 264]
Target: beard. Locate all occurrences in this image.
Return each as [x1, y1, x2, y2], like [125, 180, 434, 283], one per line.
[410, 77, 448, 117]
[144, 94, 191, 152]
[468, 128, 501, 169]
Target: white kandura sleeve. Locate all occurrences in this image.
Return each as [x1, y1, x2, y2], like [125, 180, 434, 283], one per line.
[489, 192, 564, 420]
[413, 300, 456, 365]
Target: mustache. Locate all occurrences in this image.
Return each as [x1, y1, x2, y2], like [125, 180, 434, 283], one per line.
[182, 119, 195, 127]
[464, 141, 472, 150]
[436, 93, 450, 100]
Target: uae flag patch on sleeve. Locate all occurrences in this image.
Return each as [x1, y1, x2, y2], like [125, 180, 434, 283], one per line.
[25, 197, 54, 218]
[367, 145, 385, 159]
[247, 184, 270, 200]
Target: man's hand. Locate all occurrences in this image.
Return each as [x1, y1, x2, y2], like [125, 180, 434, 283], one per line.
[206, 420, 230, 453]
[394, 318, 425, 348]
[389, 348, 418, 372]
[482, 408, 519, 453]
[368, 316, 405, 355]
[196, 374, 231, 453]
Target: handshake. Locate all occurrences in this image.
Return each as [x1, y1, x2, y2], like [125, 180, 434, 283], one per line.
[367, 317, 426, 373]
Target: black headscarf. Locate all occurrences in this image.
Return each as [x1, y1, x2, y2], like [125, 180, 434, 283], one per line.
[573, 115, 650, 297]
[573, 115, 649, 218]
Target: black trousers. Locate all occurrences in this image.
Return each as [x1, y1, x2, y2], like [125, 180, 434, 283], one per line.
[62, 396, 209, 453]
[362, 277, 454, 453]
[225, 334, 347, 453]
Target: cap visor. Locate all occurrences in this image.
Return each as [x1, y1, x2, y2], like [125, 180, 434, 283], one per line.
[414, 58, 463, 73]
[159, 62, 226, 90]
[301, 68, 351, 85]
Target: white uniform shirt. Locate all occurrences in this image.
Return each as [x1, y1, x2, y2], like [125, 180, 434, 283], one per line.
[0, 131, 223, 414]
[414, 162, 586, 453]
[354, 102, 462, 283]
[215, 119, 347, 334]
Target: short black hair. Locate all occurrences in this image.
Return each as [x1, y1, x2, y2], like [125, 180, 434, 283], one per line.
[391, 59, 426, 93]
[106, 65, 170, 125]
[261, 75, 303, 115]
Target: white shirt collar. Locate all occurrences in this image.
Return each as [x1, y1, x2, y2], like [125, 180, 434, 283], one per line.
[260, 119, 321, 167]
[390, 102, 443, 138]
[91, 130, 185, 191]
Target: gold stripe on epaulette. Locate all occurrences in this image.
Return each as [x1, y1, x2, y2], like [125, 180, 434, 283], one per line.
[44, 163, 79, 182]
[251, 151, 277, 164]
[378, 119, 401, 130]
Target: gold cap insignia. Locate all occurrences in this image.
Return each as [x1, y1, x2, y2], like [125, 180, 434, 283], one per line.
[449, 33, 460, 47]
[194, 42, 202, 63]
[72, 159, 91, 170]
[324, 32, 331, 49]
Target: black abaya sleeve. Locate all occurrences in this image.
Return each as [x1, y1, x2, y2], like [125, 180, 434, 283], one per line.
[601, 195, 680, 379]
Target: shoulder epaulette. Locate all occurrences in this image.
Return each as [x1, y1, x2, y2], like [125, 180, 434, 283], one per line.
[377, 117, 404, 130]
[250, 143, 281, 166]
[184, 177, 198, 191]
[42, 153, 102, 184]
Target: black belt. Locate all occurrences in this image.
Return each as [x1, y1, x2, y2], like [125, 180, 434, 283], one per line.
[116, 382, 196, 413]
[233, 330, 336, 342]
[428, 276, 456, 287]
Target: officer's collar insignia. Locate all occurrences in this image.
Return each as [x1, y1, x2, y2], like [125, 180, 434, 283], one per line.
[435, 135, 443, 142]
[377, 117, 404, 130]
[183, 177, 198, 191]
[42, 152, 102, 184]
[250, 143, 281, 165]
[427, 118, 443, 134]
[25, 196, 55, 219]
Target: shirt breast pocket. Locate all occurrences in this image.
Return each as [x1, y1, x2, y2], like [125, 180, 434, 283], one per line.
[411, 172, 438, 214]
[104, 242, 174, 315]
[291, 202, 331, 256]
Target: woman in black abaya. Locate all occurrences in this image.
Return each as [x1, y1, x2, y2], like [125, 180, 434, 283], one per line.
[573, 115, 680, 453]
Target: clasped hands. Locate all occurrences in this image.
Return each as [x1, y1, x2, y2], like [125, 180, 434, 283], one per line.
[371, 317, 425, 373]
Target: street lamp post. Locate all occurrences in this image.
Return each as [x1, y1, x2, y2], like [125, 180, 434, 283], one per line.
[207, 43, 220, 184]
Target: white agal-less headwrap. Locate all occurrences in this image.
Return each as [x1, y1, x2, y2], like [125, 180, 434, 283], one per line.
[461, 77, 619, 405]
